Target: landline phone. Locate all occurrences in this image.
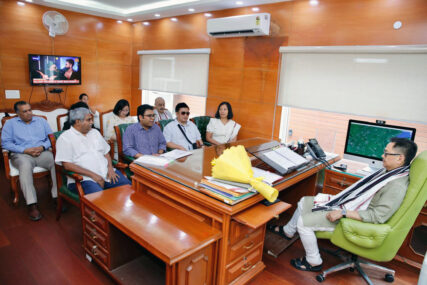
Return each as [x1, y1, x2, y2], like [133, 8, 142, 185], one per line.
[306, 138, 326, 160]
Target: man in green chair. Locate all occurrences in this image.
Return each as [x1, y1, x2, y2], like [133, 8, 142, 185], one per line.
[268, 138, 417, 272]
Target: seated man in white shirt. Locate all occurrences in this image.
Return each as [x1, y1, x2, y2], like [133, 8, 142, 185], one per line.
[163, 103, 203, 151]
[55, 107, 130, 194]
[154, 97, 173, 122]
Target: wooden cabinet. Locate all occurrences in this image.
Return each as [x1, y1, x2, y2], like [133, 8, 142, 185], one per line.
[323, 168, 361, 195]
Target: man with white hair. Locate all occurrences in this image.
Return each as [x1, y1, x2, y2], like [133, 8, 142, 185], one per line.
[55, 107, 130, 194]
[153, 97, 173, 122]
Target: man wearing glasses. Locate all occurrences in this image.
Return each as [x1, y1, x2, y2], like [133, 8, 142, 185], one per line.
[123, 104, 167, 158]
[268, 137, 418, 272]
[163, 102, 203, 151]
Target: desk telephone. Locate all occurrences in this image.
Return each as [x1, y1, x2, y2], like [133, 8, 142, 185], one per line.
[307, 138, 326, 160]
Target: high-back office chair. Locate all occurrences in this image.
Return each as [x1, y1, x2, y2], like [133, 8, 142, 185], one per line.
[56, 113, 68, 131]
[99, 109, 113, 137]
[315, 151, 427, 284]
[49, 131, 127, 220]
[2, 115, 52, 206]
[158, 119, 174, 131]
[190, 116, 211, 146]
[114, 123, 134, 164]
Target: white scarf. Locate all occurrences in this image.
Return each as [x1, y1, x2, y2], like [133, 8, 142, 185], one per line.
[313, 165, 410, 212]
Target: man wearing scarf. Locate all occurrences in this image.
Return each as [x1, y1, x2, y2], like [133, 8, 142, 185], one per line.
[268, 138, 418, 272]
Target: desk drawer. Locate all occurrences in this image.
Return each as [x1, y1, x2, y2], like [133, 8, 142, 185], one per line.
[85, 236, 108, 267]
[322, 186, 342, 196]
[83, 205, 108, 232]
[228, 227, 263, 263]
[83, 220, 108, 250]
[324, 171, 360, 191]
[229, 221, 257, 245]
[226, 244, 263, 284]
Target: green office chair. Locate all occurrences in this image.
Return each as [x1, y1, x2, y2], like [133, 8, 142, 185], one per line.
[49, 131, 128, 221]
[190, 116, 211, 146]
[315, 151, 427, 284]
[114, 123, 135, 164]
[158, 119, 174, 131]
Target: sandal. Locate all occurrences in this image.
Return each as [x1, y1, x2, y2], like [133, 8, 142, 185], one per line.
[290, 257, 322, 272]
[267, 224, 292, 240]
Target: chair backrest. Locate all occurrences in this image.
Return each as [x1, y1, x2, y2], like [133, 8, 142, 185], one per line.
[190, 116, 211, 143]
[114, 123, 133, 162]
[0, 112, 15, 128]
[56, 113, 68, 131]
[99, 109, 113, 137]
[159, 119, 174, 131]
[32, 108, 67, 132]
[48, 131, 64, 156]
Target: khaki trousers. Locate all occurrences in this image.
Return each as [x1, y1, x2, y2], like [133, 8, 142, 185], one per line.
[10, 151, 57, 205]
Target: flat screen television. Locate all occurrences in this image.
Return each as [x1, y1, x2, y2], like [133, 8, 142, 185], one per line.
[29, 54, 81, 85]
[343, 120, 416, 171]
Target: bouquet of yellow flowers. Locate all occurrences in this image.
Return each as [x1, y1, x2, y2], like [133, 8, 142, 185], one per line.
[211, 145, 278, 202]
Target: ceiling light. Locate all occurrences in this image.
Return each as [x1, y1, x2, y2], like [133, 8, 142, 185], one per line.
[236, 1, 243, 5]
[117, 20, 123, 24]
[252, 7, 259, 12]
[171, 17, 178, 22]
[25, 0, 33, 2]
[143, 22, 150, 26]
[309, 0, 319, 6]
[154, 13, 161, 17]
[188, 8, 195, 12]
[204, 13, 212, 17]
[127, 18, 133, 22]
[17, 1, 25, 6]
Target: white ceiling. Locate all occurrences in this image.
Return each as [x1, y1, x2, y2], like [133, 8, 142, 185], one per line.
[27, 0, 289, 21]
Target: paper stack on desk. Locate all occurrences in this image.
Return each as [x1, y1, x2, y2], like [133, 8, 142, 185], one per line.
[134, 149, 193, 167]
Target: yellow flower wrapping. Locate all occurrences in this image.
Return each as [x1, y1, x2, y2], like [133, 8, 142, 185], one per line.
[211, 145, 278, 202]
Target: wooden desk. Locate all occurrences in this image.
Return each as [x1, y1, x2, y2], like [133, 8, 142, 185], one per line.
[82, 185, 222, 284]
[129, 138, 336, 284]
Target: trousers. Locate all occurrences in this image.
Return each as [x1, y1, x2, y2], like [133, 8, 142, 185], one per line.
[68, 169, 130, 195]
[10, 151, 57, 205]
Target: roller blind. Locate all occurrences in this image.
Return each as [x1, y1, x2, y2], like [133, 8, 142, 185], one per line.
[277, 45, 427, 123]
[138, 49, 211, 97]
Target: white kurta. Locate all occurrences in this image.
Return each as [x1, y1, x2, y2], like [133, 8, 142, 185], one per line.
[154, 109, 173, 122]
[206, 118, 241, 144]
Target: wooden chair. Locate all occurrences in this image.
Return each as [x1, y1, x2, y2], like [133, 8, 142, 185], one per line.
[56, 113, 68, 131]
[114, 123, 134, 163]
[99, 109, 113, 137]
[49, 131, 127, 220]
[1, 115, 52, 205]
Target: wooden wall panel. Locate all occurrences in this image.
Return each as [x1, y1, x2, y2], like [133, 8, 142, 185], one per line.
[0, 0, 132, 113]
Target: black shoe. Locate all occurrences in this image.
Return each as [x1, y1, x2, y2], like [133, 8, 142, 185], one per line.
[28, 204, 42, 221]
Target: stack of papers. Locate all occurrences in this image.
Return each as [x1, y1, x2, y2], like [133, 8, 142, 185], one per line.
[134, 149, 193, 167]
[252, 167, 283, 185]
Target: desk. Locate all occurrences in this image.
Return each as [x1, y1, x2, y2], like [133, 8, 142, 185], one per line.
[129, 138, 337, 284]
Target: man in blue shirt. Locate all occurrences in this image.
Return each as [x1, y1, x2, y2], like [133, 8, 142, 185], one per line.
[123, 104, 167, 158]
[1, 101, 57, 221]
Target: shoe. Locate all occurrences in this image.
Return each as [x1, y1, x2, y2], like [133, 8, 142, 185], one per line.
[267, 224, 292, 240]
[28, 204, 42, 221]
[290, 257, 322, 272]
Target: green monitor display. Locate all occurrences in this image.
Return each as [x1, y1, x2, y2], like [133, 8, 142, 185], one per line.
[344, 120, 416, 168]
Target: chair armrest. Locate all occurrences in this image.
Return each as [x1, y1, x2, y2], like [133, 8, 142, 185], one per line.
[336, 218, 391, 249]
[2, 149, 11, 179]
[63, 169, 84, 182]
[124, 155, 135, 163]
[113, 160, 128, 170]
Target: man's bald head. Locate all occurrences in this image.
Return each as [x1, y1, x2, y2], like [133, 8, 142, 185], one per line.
[154, 97, 166, 113]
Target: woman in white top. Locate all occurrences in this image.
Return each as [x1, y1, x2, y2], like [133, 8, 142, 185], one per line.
[105, 99, 136, 141]
[206, 102, 241, 145]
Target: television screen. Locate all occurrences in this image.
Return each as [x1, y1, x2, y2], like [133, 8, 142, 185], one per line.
[29, 54, 81, 85]
[344, 120, 416, 161]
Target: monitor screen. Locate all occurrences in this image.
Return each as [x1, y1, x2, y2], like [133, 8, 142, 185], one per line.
[344, 120, 416, 164]
[29, 54, 81, 85]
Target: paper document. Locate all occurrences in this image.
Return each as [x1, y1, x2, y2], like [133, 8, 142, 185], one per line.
[134, 155, 172, 167]
[264, 151, 296, 170]
[275, 147, 308, 165]
[252, 167, 283, 185]
[161, 149, 192, 160]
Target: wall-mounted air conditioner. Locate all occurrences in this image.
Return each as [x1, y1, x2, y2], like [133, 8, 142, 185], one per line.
[207, 13, 270, 38]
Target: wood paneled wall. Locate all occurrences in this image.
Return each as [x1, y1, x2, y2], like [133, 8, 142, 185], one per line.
[133, 0, 427, 140]
[0, 0, 133, 113]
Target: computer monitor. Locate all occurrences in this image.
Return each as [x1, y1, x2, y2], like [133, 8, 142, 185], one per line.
[343, 120, 416, 171]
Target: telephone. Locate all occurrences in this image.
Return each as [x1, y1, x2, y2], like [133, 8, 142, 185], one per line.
[307, 138, 326, 160]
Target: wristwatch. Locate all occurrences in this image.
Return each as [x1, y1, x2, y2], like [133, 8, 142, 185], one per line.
[341, 208, 347, 218]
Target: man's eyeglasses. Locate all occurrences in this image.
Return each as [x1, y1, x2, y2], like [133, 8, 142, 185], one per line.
[180, 111, 190, 116]
[383, 152, 402, 157]
[143, 114, 156, 118]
